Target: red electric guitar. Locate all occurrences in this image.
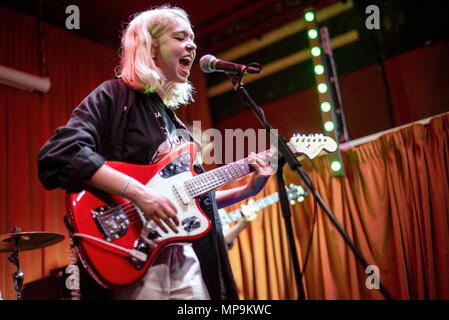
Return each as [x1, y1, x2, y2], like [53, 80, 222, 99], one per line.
[66, 134, 337, 288]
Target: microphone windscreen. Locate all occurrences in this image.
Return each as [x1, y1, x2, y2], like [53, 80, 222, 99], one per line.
[199, 54, 216, 73]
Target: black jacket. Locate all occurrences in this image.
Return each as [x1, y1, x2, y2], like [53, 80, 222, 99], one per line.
[38, 78, 239, 300]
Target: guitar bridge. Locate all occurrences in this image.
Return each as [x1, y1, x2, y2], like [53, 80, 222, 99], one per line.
[91, 205, 129, 241]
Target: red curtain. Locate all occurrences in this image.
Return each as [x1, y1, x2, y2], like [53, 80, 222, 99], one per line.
[0, 7, 119, 299]
[0, 7, 213, 299]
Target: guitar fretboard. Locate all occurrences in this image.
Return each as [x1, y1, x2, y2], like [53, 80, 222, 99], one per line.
[185, 158, 252, 198]
[220, 185, 305, 225]
[184, 144, 289, 198]
[184, 141, 299, 198]
[254, 193, 280, 209]
[223, 193, 280, 224]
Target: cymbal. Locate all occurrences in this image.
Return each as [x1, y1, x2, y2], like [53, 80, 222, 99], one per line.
[0, 232, 65, 253]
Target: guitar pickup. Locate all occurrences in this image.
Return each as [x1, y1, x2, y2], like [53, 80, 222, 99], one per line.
[182, 216, 201, 232]
[173, 182, 190, 205]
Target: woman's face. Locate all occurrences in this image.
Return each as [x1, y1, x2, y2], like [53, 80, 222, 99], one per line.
[154, 16, 197, 83]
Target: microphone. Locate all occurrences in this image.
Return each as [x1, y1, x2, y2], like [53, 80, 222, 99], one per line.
[199, 54, 261, 75]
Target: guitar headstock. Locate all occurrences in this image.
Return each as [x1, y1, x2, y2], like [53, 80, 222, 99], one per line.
[289, 134, 337, 159]
[286, 183, 307, 204]
[240, 199, 259, 221]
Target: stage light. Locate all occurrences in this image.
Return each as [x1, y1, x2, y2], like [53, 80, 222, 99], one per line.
[314, 64, 324, 75]
[324, 121, 334, 132]
[321, 101, 331, 112]
[311, 46, 321, 57]
[305, 11, 315, 22]
[331, 160, 342, 172]
[308, 29, 318, 39]
[305, 13, 347, 177]
[317, 83, 327, 93]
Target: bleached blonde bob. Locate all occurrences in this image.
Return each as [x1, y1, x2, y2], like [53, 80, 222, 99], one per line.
[118, 5, 194, 108]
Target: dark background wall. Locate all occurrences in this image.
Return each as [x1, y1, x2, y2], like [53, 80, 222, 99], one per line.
[202, 0, 449, 142]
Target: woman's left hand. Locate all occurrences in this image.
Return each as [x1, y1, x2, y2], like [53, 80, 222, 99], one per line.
[247, 152, 275, 195]
[215, 152, 276, 208]
[249, 152, 275, 177]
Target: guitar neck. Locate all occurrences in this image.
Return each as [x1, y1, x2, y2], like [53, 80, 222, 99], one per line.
[253, 193, 280, 210]
[225, 193, 280, 224]
[186, 158, 252, 198]
[185, 145, 288, 198]
[184, 134, 336, 198]
[222, 186, 301, 224]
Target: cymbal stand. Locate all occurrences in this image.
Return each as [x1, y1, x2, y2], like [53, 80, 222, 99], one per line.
[7, 226, 24, 300]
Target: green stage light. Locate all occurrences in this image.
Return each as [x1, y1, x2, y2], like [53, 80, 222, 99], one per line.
[324, 121, 334, 132]
[314, 64, 324, 75]
[305, 12, 315, 22]
[321, 101, 331, 112]
[331, 160, 342, 172]
[308, 29, 318, 39]
[311, 46, 321, 57]
[317, 83, 327, 93]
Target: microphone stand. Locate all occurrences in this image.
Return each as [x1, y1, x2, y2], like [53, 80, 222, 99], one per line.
[226, 70, 392, 300]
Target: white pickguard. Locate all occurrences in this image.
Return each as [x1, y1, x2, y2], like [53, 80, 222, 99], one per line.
[140, 171, 210, 242]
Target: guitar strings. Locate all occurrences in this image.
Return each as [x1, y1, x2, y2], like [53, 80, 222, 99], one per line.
[92, 148, 274, 224]
[91, 201, 149, 226]
[93, 201, 175, 227]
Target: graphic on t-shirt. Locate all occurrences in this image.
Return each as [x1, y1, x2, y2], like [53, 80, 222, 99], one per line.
[150, 114, 184, 163]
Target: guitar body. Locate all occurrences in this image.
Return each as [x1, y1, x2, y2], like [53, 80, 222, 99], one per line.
[66, 142, 211, 289]
[65, 134, 336, 289]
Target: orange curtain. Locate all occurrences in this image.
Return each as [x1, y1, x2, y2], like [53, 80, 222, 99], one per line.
[225, 112, 449, 299]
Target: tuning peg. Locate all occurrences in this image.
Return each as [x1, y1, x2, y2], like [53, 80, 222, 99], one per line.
[297, 196, 304, 202]
[290, 200, 296, 205]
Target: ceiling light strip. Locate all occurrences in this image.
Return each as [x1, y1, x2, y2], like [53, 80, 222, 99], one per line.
[218, 0, 354, 62]
[208, 30, 359, 98]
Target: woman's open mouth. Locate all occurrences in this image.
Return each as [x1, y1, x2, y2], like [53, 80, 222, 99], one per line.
[179, 56, 193, 75]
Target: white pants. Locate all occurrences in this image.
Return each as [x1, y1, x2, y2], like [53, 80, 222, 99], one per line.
[113, 243, 210, 300]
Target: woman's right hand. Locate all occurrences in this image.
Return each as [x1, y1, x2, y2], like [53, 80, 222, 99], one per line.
[125, 180, 180, 234]
[84, 165, 179, 233]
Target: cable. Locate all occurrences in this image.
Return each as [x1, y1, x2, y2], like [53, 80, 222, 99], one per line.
[71, 233, 148, 262]
[300, 181, 318, 277]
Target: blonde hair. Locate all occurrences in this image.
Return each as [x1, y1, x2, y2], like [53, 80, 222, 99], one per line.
[118, 5, 194, 108]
